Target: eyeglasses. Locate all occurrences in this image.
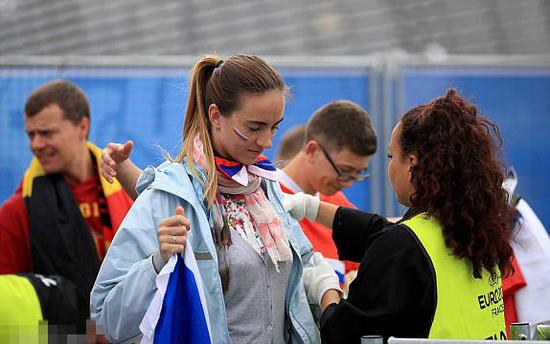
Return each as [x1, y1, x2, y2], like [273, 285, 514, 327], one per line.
[317, 143, 370, 183]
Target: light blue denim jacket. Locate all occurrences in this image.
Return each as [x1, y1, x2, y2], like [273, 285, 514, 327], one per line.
[90, 161, 320, 343]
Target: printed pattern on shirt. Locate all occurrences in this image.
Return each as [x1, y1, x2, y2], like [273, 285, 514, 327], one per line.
[71, 175, 112, 260]
[218, 193, 266, 255]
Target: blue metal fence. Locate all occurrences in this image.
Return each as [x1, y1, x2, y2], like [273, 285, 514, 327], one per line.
[394, 66, 550, 228]
[0, 65, 376, 212]
[1, 60, 549, 230]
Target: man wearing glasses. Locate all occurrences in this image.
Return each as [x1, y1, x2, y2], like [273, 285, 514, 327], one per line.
[277, 100, 377, 282]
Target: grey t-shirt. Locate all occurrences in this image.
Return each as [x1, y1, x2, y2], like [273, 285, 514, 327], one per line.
[224, 230, 293, 344]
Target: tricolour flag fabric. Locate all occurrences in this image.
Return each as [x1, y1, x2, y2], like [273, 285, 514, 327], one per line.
[511, 199, 550, 326]
[140, 243, 212, 344]
[214, 154, 278, 186]
[326, 257, 346, 287]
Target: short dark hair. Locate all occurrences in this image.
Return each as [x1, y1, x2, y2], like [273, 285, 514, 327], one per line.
[276, 124, 306, 163]
[305, 100, 377, 156]
[24, 80, 90, 124]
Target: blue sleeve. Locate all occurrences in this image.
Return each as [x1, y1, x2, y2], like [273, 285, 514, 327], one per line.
[135, 165, 155, 196]
[90, 188, 181, 343]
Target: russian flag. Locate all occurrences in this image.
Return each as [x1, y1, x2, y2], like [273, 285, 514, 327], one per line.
[140, 243, 212, 344]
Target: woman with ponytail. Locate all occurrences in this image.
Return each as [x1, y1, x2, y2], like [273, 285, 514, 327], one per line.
[285, 89, 515, 343]
[91, 54, 324, 343]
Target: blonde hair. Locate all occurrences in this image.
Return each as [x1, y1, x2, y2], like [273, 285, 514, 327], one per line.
[174, 54, 286, 205]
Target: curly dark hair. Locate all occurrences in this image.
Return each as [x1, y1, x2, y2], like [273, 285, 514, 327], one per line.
[399, 89, 514, 278]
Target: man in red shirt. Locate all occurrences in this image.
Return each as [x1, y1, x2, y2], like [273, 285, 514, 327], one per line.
[0, 80, 133, 331]
[275, 101, 376, 284]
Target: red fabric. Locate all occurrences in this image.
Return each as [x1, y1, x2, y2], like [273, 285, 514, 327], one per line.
[280, 183, 359, 272]
[0, 177, 132, 274]
[70, 174, 115, 260]
[104, 185, 133, 240]
[502, 257, 527, 338]
[0, 183, 32, 273]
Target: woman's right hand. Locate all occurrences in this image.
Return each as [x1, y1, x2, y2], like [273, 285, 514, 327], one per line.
[158, 206, 191, 262]
[101, 140, 134, 183]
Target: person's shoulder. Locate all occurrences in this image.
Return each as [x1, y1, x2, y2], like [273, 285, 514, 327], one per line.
[136, 161, 207, 209]
[1, 181, 25, 212]
[320, 191, 355, 208]
[0, 192, 25, 214]
[370, 222, 422, 252]
[0, 181, 27, 228]
[365, 223, 434, 280]
[141, 161, 193, 188]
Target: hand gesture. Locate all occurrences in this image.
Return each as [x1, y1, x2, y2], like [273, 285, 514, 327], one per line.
[101, 140, 134, 183]
[158, 206, 191, 263]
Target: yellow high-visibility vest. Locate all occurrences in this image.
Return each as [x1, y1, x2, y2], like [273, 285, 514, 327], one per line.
[0, 275, 47, 343]
[402, 214, 507, 340]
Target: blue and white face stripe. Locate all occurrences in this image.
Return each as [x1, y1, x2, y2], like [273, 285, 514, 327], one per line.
[232, 126, 250, 141]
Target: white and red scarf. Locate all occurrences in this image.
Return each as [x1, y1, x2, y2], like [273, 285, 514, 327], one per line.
[192, 136, 291, 270]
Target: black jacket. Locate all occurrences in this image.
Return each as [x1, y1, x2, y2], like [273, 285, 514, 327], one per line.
[320, 207, 436, 343]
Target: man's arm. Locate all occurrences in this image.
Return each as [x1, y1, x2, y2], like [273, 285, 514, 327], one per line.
[101, 141, 142, 200]
[112, 159, 141, 200]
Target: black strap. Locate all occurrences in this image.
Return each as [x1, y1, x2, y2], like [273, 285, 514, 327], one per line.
[96, 177, 112, 230]
[25, 174, 100, 331]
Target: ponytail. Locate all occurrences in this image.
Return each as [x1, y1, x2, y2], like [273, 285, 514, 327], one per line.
[171, 53, 286, 291]
[175, 55, 222, 206]
[173, 53, 286, 207]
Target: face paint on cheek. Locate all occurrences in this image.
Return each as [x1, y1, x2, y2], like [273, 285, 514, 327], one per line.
[233, 126, 250, 141]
